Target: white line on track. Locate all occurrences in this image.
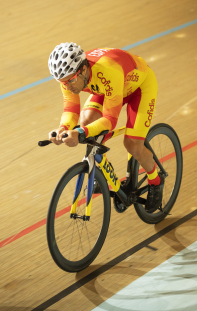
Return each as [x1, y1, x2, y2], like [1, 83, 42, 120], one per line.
[166, 96, 197, 121]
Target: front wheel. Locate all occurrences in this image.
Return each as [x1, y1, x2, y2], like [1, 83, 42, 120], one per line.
[134, 123, 183, 224]
[47, 162, 111, 272]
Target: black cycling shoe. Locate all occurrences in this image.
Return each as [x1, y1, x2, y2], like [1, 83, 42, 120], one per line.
[145, 173, 164, 213]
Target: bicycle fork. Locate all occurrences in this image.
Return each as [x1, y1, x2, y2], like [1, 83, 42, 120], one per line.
[70, 152, 122, 220]
[70, 154, 96, 221]
[70, 152, 143, 220]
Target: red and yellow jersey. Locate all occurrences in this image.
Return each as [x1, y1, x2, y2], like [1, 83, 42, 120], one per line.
[60, 48, 149, 137]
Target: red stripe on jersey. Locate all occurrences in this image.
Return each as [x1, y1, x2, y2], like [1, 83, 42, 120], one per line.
[90, 94, 104, 105]
[86, 49, 137, 78]
[60, 125, 69, 130]
[126, 88, 142, 129]
[103, 115, 117, 130]
[63, 105, 80, 114]
[81, 126, 89, 137]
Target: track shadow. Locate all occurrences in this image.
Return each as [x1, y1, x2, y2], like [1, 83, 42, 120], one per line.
[75, 213, 197, 307]
[154, 215, 197, 256]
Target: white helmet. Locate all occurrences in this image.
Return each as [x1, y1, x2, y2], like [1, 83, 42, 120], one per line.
[48, 42, 86, 80]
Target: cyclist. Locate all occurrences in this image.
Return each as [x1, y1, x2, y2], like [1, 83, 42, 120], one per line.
[48, 42, 164, 213]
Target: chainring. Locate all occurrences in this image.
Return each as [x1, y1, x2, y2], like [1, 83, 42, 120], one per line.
[113, 194, 127, 213]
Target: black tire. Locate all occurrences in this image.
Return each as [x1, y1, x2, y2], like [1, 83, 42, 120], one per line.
[47, 162, 111, 272]
[133, 123, 183, 224]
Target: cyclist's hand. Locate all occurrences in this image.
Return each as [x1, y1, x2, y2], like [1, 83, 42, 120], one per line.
[61, 130, 79, 147]
[49, 127, 65, 145]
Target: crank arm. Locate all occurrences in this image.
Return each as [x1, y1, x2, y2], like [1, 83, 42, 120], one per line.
[129, 188, 147, 205]
[135, 185, 148, 196]
[135, 197, 147, 205]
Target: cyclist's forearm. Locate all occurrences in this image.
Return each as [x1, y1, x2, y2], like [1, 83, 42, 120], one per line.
[60, 84, 81, 130]
[82, 116, 117, 137]
[60, 111, 79, 130]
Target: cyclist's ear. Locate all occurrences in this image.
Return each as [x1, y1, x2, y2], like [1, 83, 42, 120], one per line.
[81, 65, 87, 74]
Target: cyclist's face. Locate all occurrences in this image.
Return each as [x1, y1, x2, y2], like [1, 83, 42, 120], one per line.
[58, 66, 88, 94]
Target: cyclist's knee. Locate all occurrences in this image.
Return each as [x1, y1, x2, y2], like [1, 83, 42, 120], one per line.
[80, 109, 101, 127]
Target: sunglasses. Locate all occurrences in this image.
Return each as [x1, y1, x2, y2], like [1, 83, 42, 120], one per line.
[60, 70, 81, 85]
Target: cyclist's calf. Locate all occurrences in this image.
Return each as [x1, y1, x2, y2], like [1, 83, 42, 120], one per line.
[124, 136, 154, 172]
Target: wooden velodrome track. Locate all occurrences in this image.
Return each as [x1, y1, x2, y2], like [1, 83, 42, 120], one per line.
[1, 0, 197, 310]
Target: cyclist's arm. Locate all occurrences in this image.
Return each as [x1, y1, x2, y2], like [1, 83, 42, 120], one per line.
[82, 71, 124, 137]
[82, 95, 123, 137]
[59, 84, 80, 130]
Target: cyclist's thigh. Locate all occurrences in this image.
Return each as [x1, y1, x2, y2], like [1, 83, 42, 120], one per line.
[125, 67, 158, 141]
[80, 94, 104, 125]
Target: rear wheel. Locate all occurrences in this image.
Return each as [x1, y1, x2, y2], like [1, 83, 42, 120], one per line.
[47, 162, 111, 272]
[134, 123, 183, 224]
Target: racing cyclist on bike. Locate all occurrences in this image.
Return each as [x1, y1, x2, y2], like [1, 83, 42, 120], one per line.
[48, 42, 164, 213]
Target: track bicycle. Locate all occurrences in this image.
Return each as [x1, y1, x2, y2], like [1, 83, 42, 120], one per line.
[38, 123, 183, 272]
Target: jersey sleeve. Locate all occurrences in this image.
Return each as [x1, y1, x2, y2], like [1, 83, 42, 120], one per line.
[59, 83, 80, 130]
[83, 59, 125, 137]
